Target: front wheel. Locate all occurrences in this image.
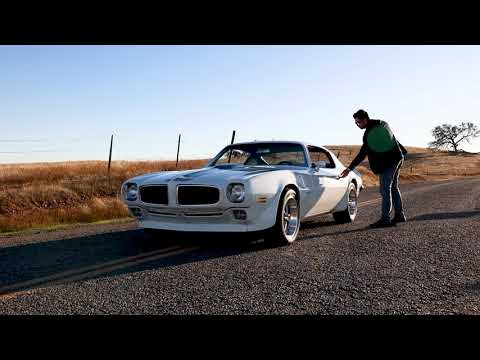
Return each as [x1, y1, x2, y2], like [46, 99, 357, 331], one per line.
[143, 228, 171, 239]
[264, 188, 300, 246]
[332, 182, 358, 223]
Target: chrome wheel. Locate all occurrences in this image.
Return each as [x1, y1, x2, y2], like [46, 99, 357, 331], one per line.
[348, 187, 357, 217]
[333, 182, 358, 224]
[281, 191, 300, 242]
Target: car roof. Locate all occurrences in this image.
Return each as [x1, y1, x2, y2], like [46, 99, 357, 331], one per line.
[229, 140, 329, 151]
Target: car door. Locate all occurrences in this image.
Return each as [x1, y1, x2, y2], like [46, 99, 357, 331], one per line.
[305, 146, 348, 216]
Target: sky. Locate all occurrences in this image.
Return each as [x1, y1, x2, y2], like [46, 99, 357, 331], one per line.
[1, 45, 479, 164]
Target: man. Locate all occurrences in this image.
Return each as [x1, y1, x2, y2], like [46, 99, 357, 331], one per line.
[339, 109, 408, 228]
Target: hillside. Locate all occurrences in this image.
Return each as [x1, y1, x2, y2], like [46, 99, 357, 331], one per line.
[327, 145, 480, 187]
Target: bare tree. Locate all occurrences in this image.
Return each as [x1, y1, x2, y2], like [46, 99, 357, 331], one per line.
[428, 122, 480, 152]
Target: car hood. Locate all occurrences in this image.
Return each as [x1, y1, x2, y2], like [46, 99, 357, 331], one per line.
[129, 165, 285, 187]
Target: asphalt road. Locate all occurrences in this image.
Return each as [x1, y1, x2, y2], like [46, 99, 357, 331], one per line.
[1, 177, 479, 314]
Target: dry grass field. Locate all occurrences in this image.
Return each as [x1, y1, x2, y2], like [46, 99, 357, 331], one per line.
[0, 159, 207, 233]
[1, 147, 479, 233]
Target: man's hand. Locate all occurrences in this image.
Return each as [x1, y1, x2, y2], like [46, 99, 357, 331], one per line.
[339, 168, 351, 179]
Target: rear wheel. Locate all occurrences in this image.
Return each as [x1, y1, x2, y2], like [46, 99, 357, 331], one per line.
[332, 182, 358, 223]
[264, 188, 300, 246]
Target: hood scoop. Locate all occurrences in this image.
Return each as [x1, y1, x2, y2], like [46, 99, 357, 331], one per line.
[171, 167, 218, 181]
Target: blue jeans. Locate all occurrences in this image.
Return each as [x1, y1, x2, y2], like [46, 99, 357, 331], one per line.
[379, 159, 405, 221]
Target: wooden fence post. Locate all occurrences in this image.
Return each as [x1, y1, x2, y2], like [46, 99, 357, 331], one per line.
[228, 130, 236, 163]
[176, 134, 181, 168]
[108, 134, 113, 175]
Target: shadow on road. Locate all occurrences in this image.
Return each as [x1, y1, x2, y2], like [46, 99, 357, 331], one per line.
[0, 217, 349, 292]
[464, 280, 480, 295]
[409, 211, 480, 221]
[300, 219, 337, 229]
[0, 228, 273, 290]
[7, 209, 477, 292]
[298, 226, 371, 241]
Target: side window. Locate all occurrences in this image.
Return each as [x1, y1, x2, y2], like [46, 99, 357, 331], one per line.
[308, 147, 335, 168]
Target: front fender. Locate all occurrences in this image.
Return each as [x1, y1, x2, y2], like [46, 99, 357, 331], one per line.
[247, 170, 305, 227]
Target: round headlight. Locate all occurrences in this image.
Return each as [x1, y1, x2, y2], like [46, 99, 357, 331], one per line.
[227, 183, 245, 203]
[123, 183, 138, 201]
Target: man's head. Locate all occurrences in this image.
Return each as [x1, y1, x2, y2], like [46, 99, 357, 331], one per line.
[353, 109, 369, 129]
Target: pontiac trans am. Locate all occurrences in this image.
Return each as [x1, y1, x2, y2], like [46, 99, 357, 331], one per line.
[121, 141, 363, 245]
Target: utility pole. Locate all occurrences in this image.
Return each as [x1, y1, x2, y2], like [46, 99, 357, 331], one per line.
[228, 130, 236, 163]
[176, 133, 181, 168]
[108, 134, 113, 175]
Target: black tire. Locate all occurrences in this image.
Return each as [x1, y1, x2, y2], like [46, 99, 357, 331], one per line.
[264, 188, 300, 246]
[143, 228, 170, 239]
[332, 182, 358, 224]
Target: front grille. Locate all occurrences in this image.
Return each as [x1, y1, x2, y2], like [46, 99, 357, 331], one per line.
[139, 185, 168, 205]
[177, 186, 219, 205]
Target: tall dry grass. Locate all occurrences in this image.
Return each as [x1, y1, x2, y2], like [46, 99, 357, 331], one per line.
[0, 197, 129, 233]
[0, 159, 208, 233]
[0, 159, 208, 188]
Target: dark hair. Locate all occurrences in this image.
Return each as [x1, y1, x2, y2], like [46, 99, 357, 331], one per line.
[353, 109, 369, 120]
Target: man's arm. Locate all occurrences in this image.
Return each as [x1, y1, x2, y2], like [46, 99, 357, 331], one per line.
[339, 144, 368, 178]
[347, 143, 368, 171]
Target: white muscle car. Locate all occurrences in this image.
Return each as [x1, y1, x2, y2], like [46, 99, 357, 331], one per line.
[121, 141, 363, 245]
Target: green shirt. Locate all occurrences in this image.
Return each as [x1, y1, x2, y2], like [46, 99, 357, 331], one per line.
[348, 119, 407, 174]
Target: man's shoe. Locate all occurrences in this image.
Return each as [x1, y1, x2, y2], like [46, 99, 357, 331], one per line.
[369, 219, 395, 228]
[391, 214, 407, 224]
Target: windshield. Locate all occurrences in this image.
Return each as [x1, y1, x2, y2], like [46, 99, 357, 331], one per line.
[209, 143, 307, 167]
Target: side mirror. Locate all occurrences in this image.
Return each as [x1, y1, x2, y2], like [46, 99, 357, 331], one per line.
[310, 162, 318, 170]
